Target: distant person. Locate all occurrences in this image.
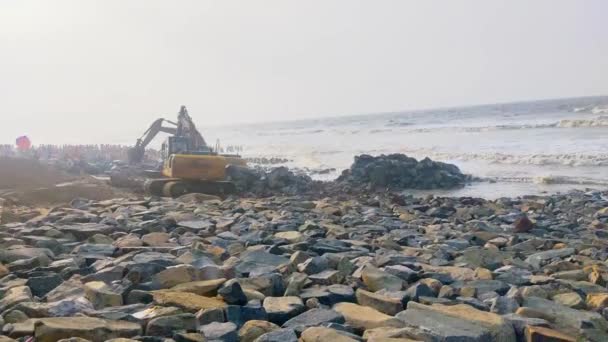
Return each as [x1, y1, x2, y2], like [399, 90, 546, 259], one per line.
[15, 135, 31, 152]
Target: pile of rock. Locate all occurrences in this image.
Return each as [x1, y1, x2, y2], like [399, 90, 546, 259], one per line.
[0, 189, 607, 341]
[338, 154, 468, 190]
[228, 166, 316, 196]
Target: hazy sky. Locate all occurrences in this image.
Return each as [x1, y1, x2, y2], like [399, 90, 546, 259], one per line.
[1, 0, 607, 144]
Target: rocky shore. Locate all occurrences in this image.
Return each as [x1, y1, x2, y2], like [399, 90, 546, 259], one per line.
[0, 185, 607, 341]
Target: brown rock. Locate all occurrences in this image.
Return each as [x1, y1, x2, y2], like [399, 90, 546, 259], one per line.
[586, 293, 608, 310]
[333, 302, 404, 331]
[524, 326, 576, 342]
[152, 291, 225, 312]
[515, 307, 555, 322]
[514, 216, 534, 233]
[0, 263, 9, 278]
[238, 320, 280, 342]
[34, 317, 141, 342]
[141, 232, 171, 247]
[474, 267, 493, 280]
[170, 278, 226, 296]
[356, 289, 403, 316]
[301, 327, 359, 342]
[84, 281, 123, 309]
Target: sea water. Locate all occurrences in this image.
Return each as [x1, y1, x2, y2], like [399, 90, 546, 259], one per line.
[207, 96, 608, 198]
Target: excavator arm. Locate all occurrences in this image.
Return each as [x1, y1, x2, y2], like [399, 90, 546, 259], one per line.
[128, 118, 178, 164]
[128, 106, 211, 164]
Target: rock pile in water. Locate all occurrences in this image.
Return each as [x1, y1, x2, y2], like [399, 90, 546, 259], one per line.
[0, 189, 607, 341]
[338, 154, 468, 190]
[228, 166, 317, 196]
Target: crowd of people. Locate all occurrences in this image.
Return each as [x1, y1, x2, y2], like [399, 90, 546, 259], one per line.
[0, 144, 161, 163]
[0, 143, 244, 162]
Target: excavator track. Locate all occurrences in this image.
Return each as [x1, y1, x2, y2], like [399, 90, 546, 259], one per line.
[145, 178, 236, 198]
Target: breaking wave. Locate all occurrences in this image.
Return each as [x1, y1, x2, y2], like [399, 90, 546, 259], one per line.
[421, 151, 608, 167]
[557, 115, 608, 128]
[379, 115, 608, 134]
[483, 175, 608, 187]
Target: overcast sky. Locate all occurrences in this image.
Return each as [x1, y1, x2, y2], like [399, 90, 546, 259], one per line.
[1, 0, 607, 144]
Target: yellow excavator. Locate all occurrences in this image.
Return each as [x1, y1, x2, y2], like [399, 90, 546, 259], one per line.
[128, 106, 246, 197]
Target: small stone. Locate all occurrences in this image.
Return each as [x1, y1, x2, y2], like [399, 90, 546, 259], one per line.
[301, 326, 359, 342]
[553, 242, 568, 249]
[196, 307, 226, 325]
[384, 265, 418, 282]
[0, 286, 32, 312]
[524, 326, 577, 342]
[524, 248, 576, 269]
[263, 296, 305, 325]
[298, 256, 329, 275]
[238, 320, 280, 342]
[474, 267, 493, 280]
[362, 266, 403, 292]
[146, 313, 197, 337]
[218, 279, 248, 305]
[3, 309, 29, 323]
[141, 232, 171, 246]
[514, 216, 534, 233]
[26, 274, 63, 298]
[274, 231, 304, 243]
[88, 234, 114, 244]
[153, 264, 201, 289]
[417, 278, 442, 295]
[309, 270, 340, 285]
[200, 321, 238, 342]
[225, 302, 268, 328]
[521, 286, 548, 299]
[33, 317, 141, 342]
[333, 302, 404, 331]
[589, 270, 606, 286]
[84, 281, 123, 309]
[488, 296, 520, 314]
[171, 278, 227, 296]
[404, 283, 435, 302]
[253, 328, 298, 342]
[284, 273, 308, 296]
[152, 291, 226, 312]
[356, 289, 404, 316]
[586, 293, 608, 311]
[438, 285, 458, 299]
[282, 308, 345, 334]
[553, 292, 585, 309]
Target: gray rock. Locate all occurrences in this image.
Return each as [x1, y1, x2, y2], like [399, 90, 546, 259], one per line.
[523, 296, 608, 331]
[396, 304, 492, 341]
[298, 256, 329, 275]
[282, 308, 345, 334]
[25, 273, 63, 298]
[218, 280, 248, 305]
[488, 296, 520, 314]
[384, 265, 418, 282]
[524, 248, 576, 269]
[146, 313, 197, 336]
[253, 328, 298, 342]
[263, 297, 305, 325]
[200, 321, 238, 342]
